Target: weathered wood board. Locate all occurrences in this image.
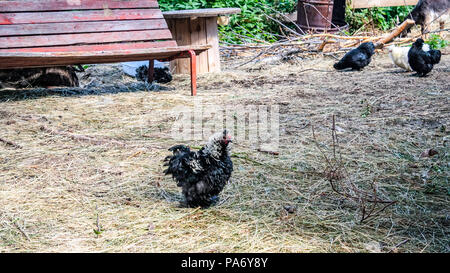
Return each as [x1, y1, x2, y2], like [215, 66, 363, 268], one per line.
[164, 8, 241, 74]
[350, 0, 418, 9]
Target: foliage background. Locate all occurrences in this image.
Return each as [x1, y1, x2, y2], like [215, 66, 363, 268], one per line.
[158, 1, 417, 43]
[159, 0, 298, 43]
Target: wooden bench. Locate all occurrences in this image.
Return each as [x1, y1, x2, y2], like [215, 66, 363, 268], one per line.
[0, 0, 210, 96]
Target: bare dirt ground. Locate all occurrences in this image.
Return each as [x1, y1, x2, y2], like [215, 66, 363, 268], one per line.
[0, 50, 448, 253]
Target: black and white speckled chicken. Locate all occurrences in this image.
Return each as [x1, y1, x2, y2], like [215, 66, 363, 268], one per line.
[163, 130, 233, 208]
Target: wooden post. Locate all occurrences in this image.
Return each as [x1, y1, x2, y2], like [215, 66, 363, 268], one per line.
[148, 59, 154, 83]
[188, 50, 197, 96]
[190, 17, 209, 74]
[163, 8, 241, 75]
[205, 17, 221, 73]
[167, 17, 211, 75]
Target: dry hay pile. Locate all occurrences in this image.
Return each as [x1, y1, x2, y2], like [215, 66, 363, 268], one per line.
[0, 48, 448, 252]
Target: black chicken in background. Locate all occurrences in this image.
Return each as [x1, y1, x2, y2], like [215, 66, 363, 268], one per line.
[408, 38, 441, 77]
[163, 130, 234, 208]
[136, 65, 172, 84]
[333, 42, 375, 71]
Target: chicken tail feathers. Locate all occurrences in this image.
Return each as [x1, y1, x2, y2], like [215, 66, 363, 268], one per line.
[163, 155, 172, 162]
[168, 144, 191, 153]
[429, 50, 441, 64]
[333, 61, 347, 70]
[163, 145, 192, 178]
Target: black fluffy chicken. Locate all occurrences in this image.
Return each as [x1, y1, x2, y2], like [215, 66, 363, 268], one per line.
[333, 42, 375, 71]
[163, 130, 233, 208]
[408, 38, 441, 77]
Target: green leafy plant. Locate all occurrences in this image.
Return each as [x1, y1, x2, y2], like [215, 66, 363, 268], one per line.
[360, 99, 372, 118]
[159, 1, 419, 42]
[346, 5, 414, 34]
[159, 0, 297, 43]
[93, 228, 103, 236]
[425, 34, 449, 49]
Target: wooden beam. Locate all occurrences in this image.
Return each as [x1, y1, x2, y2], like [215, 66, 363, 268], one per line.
[350, 0, 418, 9]
[0, 41, 178, 53]
[0, 46, 211, 69]
[163, 8, 241, 19]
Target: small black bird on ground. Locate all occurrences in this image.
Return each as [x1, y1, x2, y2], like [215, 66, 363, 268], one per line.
[333, 42, 375, 71]
[408, 38, 441, 77]
[136, 65, 173, 83]
[163, 130, 234, 208]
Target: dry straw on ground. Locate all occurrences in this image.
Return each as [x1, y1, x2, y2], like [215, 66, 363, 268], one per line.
[0, 47, 449, 252]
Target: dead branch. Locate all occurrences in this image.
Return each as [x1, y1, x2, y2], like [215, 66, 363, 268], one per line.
[305, 33, 373, 40]
[388, 239, 410, 253]
[9, 218, 31, 241]
[256, 148, 280, 156]
[375, 19, 415, 49]
[260, 11, 305, 38]
[261, 4, 306, 36]
[298, 68, 332, 73]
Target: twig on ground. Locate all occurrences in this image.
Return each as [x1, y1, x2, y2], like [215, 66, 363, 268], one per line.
[10, 218, 31, 241]
[388, 239, 410, 253]
[256, 148, 280, 156]
[0, 137, 22, 149]
[39, 125, 127, 147]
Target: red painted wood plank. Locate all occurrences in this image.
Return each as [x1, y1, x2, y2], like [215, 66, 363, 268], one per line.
[0, 46, 210, 69]
[0, 14, 12, 25]
[0, 9, 163, 25]
[0, 54, 176, 69]
[0, 0, 159, 12]
[0, 19, 169, 37]
[0, 29, 174, 49]
[0, 40, 179, 53]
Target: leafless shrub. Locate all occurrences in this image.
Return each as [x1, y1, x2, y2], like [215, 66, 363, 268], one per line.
[312, 115, 396, 223]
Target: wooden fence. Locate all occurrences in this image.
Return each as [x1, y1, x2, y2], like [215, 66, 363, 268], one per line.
[350, 0, 418, 9]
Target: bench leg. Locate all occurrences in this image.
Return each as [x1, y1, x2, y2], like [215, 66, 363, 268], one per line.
[148, 59, 155, 83]
[188, 50, 197, 96]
